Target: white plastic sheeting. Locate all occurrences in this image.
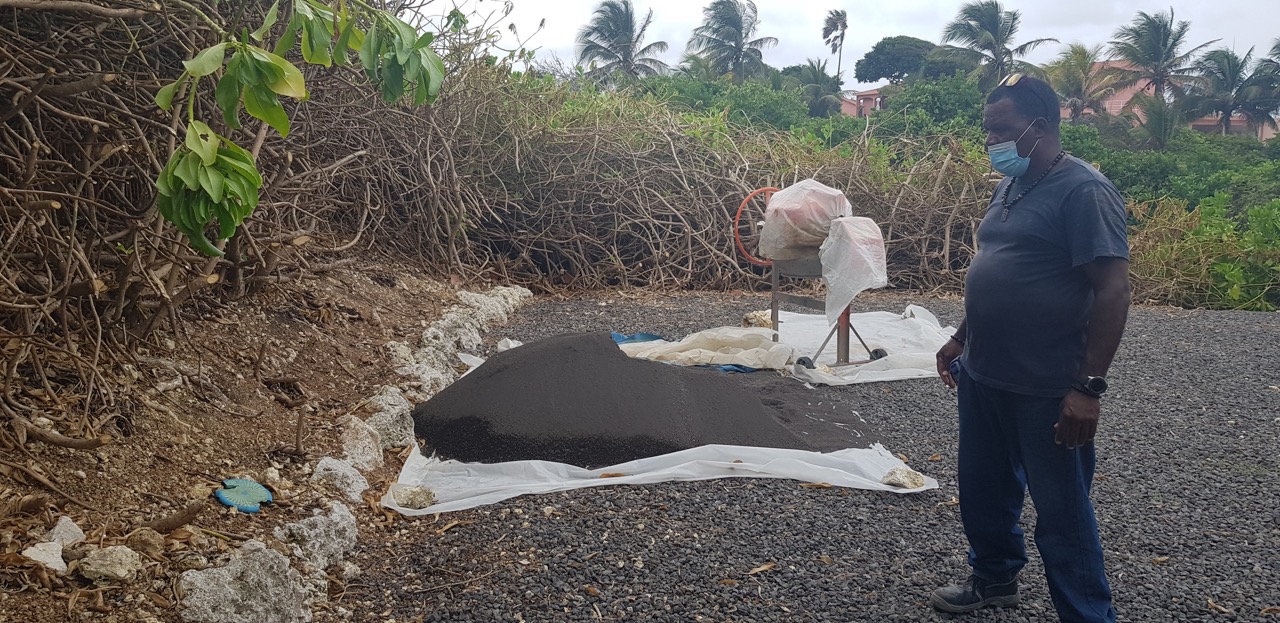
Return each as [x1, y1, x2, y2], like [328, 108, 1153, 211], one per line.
[820, 217, 888, 327]
[617, 306, 953, 385]
[758, 179, 852, 260]
[383, 443, 938, 515]
[782, 306, 955, 385]
[618, 327, 794, 369]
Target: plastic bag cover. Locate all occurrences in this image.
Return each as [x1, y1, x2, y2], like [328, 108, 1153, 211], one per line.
[820, 216, 888, 326]
[758, 179, 852, 260]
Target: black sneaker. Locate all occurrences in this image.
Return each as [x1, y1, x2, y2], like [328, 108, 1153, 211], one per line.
[930, 576, 1020, 613]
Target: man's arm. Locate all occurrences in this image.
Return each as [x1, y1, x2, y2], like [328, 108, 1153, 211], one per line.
[935, 317, 968, 389]
[1055, 257, 1131, 448]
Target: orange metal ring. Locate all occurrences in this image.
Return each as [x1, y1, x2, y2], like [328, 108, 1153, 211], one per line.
[734, 187, 778, 267]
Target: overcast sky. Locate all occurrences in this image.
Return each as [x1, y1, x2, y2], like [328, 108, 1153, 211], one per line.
[457, 0, 1278, 91]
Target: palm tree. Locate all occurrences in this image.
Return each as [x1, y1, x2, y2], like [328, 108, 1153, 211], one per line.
[1261, 37, 1280, 73]
[1125, 92, 1183, 150]
[686, 0, 778, 84]
[575, 0, 669, 84]
[797, 58, 842, 117]
[822, 10, 848, 80]
[1187, 47, 1278, 135]
[677, 53, 723, 82]
[1045, 43, 1118, 124]
[1107, 9, 1217, 98]
[939, 0, 1056, 85]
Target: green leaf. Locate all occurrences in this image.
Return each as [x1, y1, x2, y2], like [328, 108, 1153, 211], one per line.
[242, 85, 290, 137]
[154, 74, 185, 110]
[215, 57, 243, 129]
[381, 55, 404, 101]
[198, 165, 226, 203]
[213, 203, 239, 240]
[333, 18, 359, 66]
[347, 27, 365, 53]
[223, 174, 259, 216]
[156, 192, 175, 222]
[421, 48, 445, 102]
[359, 20, 381, 80]
[404, 46, 421, 80]
[175, 150, 202, 191]
[273, 17, 301, 56]
[190, 194, 212, 226]
[445, 8, 466, 32]
[156, 153, 180, 197]
[300, 20, 332, 67]
[247, 46, 306, 98]
[413, 31, 434, 49]
[412, 71, 429, 106]
[186, 227, 225, 258]
[182, 42, 228, 78]
[388, 15, 418, 53]
[250, 0, 279, 41]
[185, 120, 218, 166]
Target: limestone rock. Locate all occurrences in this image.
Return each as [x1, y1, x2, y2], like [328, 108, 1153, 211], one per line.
[881, 466, 926, 489]
[273, 501, 357, 571]
[311, 458, 368, 502]
[364, 386, 414, 449]
[80, 545, 144, 584]
[391, 485, 435, 510]
[22, 541, 67, 575]
[47, 515, 85, 547]
[127, 528, 165, 558]
[741, 310, 773, 328]
[340, 417, 383, 471]
[178, 540, 311, 623]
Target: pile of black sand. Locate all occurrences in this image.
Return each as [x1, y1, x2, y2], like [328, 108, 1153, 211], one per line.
[412, 332, 831, 468]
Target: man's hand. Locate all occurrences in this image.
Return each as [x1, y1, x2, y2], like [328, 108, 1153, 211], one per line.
[1055, 390, 1100, 449]
[935, 338, 964, 389]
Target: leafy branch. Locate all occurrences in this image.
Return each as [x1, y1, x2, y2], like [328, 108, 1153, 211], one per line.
[154, 0, 450, 257]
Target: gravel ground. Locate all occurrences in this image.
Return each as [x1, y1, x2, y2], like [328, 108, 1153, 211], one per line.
[353, 291, 1280, 623]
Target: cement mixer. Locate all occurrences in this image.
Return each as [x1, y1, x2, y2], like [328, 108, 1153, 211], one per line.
[733, 179, 889, 367]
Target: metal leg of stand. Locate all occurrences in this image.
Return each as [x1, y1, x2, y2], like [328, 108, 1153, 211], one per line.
[769, 268, 779, 343]
[836, 307, 850, 365]
[850, 324, 874, 358]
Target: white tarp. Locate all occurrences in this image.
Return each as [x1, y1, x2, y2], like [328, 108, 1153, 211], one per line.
[383, 443, 938, 515]
[820, 217, 888, 327]
[758, 179, 852, 260]
[783, 306, 955, 385]
[618, 327, 795, 369]
[619, 306, 953, 385]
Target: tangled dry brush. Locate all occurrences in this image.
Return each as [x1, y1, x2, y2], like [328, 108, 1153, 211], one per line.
[0, 0, 1007, 432]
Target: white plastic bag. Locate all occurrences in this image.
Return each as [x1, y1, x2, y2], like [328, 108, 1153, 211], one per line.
[618, 327, 795, 369]
[820, 216, 888, 326]
[758, 179, 852, 260]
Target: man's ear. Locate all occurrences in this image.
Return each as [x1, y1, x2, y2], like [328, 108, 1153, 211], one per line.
[1032, 117, 1050, 138]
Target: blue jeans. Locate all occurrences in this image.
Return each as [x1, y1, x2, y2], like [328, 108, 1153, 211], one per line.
[957, 366, 1117, 623]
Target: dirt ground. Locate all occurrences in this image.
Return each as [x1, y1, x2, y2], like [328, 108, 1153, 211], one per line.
[0, 261, 471, 622]
[0, 261, 906, 622]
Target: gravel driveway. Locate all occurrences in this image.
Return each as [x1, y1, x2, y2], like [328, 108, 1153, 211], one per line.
[354, 291, 1280, 623]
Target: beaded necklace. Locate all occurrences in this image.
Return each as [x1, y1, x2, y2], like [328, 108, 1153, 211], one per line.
[999, 150, 1067, 221]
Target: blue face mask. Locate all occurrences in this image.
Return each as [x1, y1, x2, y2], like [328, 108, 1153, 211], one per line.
[987, 120, 1042, 177]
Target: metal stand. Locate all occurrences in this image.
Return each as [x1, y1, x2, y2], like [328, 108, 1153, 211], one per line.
[768, 256, 883, 367]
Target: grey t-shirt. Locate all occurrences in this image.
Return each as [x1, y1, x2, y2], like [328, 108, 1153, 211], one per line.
[960, 155, 1129, 397]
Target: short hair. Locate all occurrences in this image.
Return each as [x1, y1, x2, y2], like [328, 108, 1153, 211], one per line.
[986, 74, 1061, 128]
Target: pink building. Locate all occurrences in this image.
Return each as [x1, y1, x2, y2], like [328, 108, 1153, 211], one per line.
[1067, 61, 1277, 141]
[841, 89, 883, 118]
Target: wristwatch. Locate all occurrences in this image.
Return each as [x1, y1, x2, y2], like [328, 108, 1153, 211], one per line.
[1071, 376, 1108, 398]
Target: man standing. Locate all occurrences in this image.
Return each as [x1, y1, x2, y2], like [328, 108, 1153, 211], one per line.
[931, 74, 1130, 623]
